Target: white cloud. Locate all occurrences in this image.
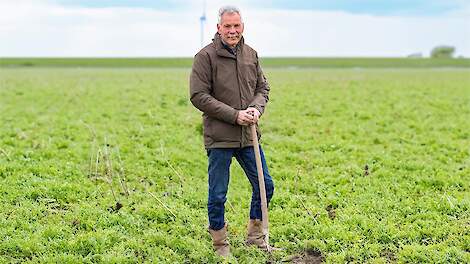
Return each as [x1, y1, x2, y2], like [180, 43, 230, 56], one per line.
[0, 0, 468, 57]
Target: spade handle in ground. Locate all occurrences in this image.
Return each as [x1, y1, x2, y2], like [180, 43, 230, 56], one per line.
[250, 124, 270, 250]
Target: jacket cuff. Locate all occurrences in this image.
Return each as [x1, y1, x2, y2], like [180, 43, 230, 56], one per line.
[230, 109, 239, 124]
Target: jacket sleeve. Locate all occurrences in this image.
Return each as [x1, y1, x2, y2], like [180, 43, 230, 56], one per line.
[190, 51, 239, 124]
[249, 53, 270, 115]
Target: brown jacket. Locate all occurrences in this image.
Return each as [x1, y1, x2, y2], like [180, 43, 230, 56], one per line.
[190, 33, 270, 149]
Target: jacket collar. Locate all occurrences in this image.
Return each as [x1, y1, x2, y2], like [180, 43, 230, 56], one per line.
[213, 33, 244, 59]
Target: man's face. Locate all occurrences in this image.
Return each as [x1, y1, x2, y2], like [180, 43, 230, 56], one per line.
[217, 12, 244, 47]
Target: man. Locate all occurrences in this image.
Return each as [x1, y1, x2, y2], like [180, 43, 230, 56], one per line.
[190, 6, 275, 257]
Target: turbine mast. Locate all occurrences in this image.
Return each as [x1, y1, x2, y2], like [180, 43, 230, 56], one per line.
[200, 0, 206, 48]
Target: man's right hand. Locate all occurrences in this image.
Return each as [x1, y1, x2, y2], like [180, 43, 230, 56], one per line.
[236, 109, 255, 126]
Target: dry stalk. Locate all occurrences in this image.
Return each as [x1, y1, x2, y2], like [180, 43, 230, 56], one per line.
[294, 168, 301, 193]
[298, 196, 319, 225]
[115, 147, 130, 196]
[166, 161, 184, 188]
[0, 148, 10, 160]
[82, 123, 128, 204]
[88, 141, 96, 178]
[148, 191, 177, 219]
[94, 148, 101, 180]
[159, 141, 185, 188]
[103, 140, 117, 202]
[226, 200, 236, 212]
[82, 120, 98, 179]
[81, 120, 97, 139]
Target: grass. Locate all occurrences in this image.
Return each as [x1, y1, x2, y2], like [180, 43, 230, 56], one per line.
[0, 64, 469, 263]
[1, 57, 470, 68]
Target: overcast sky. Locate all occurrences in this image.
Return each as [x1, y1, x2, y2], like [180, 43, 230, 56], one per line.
[0, 0, 469, 57]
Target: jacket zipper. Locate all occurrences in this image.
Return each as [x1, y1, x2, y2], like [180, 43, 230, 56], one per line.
[235, 55, 243, 148]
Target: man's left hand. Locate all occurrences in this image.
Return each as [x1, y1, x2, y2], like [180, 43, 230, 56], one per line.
[246, 107, 261, 124]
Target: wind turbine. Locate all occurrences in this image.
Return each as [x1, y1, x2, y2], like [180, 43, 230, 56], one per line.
[200, 0, 206, 48]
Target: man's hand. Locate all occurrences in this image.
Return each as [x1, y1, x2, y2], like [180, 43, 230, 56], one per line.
[237, 108, 261, 126]
[246, 107, 260, 123]
[237, 109, 254, 126]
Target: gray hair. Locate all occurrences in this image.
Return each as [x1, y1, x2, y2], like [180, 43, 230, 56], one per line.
[218, 5, 243, 24]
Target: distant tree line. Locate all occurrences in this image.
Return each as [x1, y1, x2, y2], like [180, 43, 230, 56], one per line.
[408, 45, 460, 58]
[431, 46, 455, 58]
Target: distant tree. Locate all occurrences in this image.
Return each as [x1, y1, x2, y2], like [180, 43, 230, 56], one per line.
[431, 45, 455, 58]
[407, 53, 423, 58]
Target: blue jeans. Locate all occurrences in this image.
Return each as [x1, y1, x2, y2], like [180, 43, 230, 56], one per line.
[207, 146, 274, 231]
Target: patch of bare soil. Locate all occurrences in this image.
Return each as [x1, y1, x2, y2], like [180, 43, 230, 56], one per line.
[283, 249, 324, 264]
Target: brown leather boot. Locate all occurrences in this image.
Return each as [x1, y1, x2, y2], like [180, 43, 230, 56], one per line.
[246, 219, 269, 250]
[208, 223, 230, 257]
[246, 219, 280, 252]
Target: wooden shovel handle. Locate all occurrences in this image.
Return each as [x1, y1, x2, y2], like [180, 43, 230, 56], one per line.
[250, 124, 270, 240]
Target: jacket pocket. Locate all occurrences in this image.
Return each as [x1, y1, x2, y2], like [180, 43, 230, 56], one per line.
[209, 117, 240, 142]
[248, 79, 256, 95]
[203, 115, 211, 137]
[242, 62, 257, 87]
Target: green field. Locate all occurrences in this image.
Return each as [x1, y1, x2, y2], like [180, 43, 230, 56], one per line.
[0, 61, 469, 263]
[1, 57, 470, 68]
